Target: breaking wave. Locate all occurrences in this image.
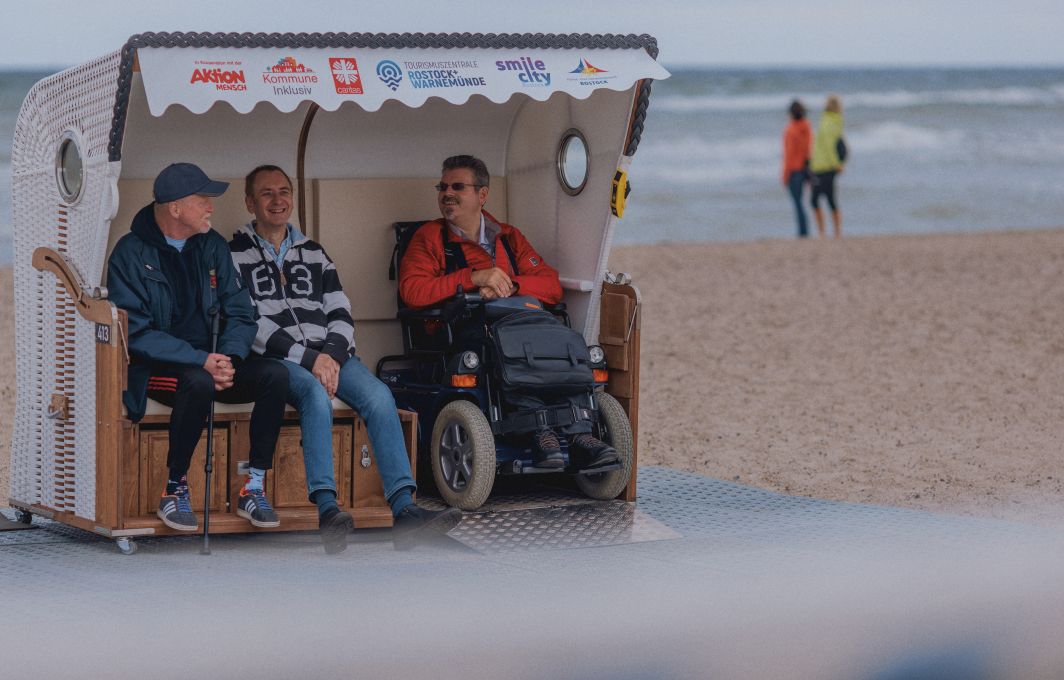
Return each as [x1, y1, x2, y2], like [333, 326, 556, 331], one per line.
[655, 85, 1064, 113]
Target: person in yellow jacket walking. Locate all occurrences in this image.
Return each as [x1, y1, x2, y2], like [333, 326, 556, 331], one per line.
[810, 94, 846, 238]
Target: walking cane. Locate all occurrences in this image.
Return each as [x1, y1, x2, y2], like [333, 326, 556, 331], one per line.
[200, 304, 220, 555]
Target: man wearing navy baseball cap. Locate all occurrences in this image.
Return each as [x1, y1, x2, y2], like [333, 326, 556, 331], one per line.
[107, 162, 289, 533]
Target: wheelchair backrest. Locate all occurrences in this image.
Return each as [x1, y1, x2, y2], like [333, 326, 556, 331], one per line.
[388, 220, 430, 287]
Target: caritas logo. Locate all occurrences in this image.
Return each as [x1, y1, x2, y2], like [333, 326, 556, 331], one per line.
[190, 68, 247, 91]
[329, 58, 364, 95]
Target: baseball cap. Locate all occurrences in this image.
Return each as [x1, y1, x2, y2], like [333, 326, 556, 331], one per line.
[153, 162, 229, 203]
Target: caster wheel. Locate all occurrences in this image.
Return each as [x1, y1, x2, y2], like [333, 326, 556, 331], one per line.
[14, 510, 33, 525]
[115, 537, 138, 555]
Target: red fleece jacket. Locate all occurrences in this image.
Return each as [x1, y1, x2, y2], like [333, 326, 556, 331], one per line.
[399, 212, 562, 309]
[782, 118, 812, 184]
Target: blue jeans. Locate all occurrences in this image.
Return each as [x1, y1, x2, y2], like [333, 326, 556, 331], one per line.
[788, 170, 809, 237]
[282, 356, 416, 502]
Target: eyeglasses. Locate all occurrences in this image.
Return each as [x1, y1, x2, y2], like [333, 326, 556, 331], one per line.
[434, 182, 483, 192]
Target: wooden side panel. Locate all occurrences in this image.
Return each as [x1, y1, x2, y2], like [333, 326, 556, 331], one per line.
[600, 292, 635, 372]
[120, 422, 139, 522]
[399, 409, 418, 494]
[352, 418, 387, 512]
[349, 410, 417, 526]
[139, 428, 228, 515]
[270, 424, 352, 509]
[94, 330, 121, 527]
[228, 416, 251, 509]
[600, 283, 641, 502]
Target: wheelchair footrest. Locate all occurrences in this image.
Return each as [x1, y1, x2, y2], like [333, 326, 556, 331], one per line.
[491, 402, 592, 436]
[498, 460, 566, 475]
[575, 462, 622, 475]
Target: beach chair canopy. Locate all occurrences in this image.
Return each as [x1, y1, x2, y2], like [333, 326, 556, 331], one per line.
[15, 31, 667, 334]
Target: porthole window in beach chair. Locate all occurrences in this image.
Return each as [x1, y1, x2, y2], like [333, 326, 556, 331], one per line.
[558, 128, 590, 196]
[54, 130, 85, 204]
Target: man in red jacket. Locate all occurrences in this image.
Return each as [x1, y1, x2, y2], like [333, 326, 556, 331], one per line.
[399, 155, 618, 470]
[399, 157, 562, 308]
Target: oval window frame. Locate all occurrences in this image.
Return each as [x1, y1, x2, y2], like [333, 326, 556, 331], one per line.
[55, 129, 86, 205]
[556, 128, 590, 196]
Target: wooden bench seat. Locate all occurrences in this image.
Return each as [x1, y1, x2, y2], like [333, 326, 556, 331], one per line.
[124, 404, 417, 535]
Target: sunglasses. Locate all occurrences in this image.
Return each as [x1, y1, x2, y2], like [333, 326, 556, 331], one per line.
[434, 182, 483, 192]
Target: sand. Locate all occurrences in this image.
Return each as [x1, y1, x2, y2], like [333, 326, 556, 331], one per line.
[4, 229, 1064, 525]
[610, 229, 1064, 525]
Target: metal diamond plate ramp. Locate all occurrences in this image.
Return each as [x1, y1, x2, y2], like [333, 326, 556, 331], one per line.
[448, 500, 680, 553]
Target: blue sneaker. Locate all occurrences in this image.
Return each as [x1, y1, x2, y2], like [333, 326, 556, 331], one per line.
[157, 483, 198, 531]
[236, 486, 279, 528]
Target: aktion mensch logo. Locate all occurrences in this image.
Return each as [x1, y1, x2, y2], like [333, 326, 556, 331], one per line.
[190, 60, 247, 91]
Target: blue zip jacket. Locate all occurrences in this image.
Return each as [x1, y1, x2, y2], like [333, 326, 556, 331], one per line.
[106, 203, 257, 421]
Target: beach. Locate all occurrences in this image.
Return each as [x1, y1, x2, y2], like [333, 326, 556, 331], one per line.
[4, 229, 1064, 524]
[611, 229, 1064, 525]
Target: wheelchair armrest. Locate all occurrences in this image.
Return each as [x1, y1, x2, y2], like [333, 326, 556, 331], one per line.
[397, 306, 445, 321]
[398, 292, 485, 324]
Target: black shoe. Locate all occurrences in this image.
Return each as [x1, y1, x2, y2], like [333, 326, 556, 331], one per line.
[531, 429, 565, 469]
[319, 507, 353, 555]
[392, 505, 462, 551]
[570, 433, 619, 468]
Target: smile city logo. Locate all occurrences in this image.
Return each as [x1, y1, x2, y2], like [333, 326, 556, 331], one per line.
[376, 60, 403, 90]
[495, 56, 551, 86]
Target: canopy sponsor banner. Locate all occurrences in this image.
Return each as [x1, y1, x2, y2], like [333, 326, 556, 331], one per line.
[137, 47, 669, 115]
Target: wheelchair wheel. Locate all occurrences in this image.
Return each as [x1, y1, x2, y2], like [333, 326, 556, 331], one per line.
[575, 392, 633, 500]
[431, 400, 497, 510]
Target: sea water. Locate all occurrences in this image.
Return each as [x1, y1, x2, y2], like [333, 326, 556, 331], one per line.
[2, 67, 1063, 262]
[622, 67, 1064, 243]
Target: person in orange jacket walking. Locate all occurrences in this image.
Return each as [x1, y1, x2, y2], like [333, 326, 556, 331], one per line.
[782, 99, 813, 238]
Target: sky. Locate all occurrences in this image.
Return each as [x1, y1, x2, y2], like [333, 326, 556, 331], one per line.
[1, 0, 1062, 70]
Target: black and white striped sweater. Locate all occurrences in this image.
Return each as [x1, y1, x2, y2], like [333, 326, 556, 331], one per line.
[229, 223, 355, 369]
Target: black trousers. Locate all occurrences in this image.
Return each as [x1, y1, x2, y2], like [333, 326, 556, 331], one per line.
[146, 357, 288, 476]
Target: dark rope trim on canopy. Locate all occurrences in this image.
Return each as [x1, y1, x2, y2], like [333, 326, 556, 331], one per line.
[109, 31, 660, 161]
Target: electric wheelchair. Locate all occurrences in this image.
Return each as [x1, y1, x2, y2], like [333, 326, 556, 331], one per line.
[376, 222, 634, 510]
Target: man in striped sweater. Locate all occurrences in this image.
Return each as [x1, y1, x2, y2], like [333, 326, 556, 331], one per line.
[230, 165, 460, 554]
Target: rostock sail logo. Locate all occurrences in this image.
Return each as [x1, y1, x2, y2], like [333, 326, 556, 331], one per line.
[567, 58, 613, 87]
[329, 57, 364, 95]
[376, 60, 403, 91]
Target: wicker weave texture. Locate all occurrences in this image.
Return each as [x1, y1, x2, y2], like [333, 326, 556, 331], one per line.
[10, 51, 122, 520]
